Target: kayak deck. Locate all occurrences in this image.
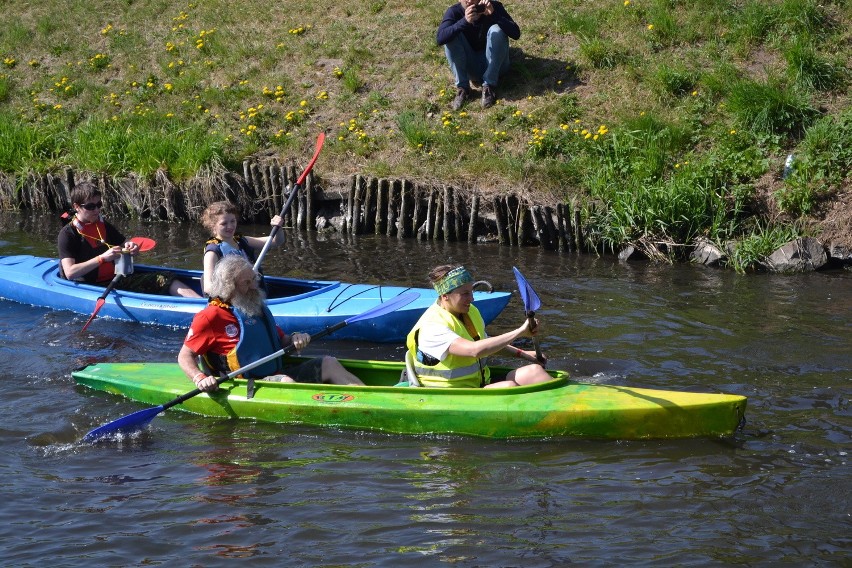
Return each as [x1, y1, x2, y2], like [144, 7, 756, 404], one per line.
[73, 359, 747, 440]
[0, 255, 511, 341]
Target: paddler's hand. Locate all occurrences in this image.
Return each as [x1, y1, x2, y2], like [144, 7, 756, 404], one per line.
[193, 373, 218, 392]
[519, 317, 543, 337]
[289, 332, 310, 351]
[270, 214, 283, 228]
[122, 240, 140, 256]
[99, 245, 123, 263]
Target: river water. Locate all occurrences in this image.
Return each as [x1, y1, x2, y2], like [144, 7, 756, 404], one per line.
[0, 213, 849, 566]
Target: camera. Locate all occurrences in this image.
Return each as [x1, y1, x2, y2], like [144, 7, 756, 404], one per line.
[473, 3, 485, 12]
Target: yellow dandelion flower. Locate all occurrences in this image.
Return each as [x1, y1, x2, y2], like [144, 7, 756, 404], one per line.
[648, 24, 654, 30]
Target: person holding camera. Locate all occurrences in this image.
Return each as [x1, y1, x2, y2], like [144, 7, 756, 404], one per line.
[436, 0, 520, 110]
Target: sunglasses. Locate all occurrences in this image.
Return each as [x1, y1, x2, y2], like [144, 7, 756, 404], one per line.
[80, 202, 104, 211]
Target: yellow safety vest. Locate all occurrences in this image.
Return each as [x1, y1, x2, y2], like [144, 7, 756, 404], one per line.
[405, 303, 490, 388]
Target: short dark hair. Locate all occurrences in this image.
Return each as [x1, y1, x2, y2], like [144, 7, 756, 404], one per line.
[70, 181, 101, 206]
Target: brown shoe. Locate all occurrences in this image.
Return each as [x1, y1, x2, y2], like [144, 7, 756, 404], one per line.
[481, 84, 496, 108]
[452, 87, 469, 111]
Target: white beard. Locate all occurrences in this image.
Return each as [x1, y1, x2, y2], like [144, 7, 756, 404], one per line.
[231, 286, 266, 317]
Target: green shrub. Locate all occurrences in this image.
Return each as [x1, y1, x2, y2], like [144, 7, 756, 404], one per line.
[652, 63, 698, 98]
[579, 37, 625, 69]
[776, 110, 852, 216]
[0, 111, 68, 172]
[726, 77, 817, 137]
[784, 40, 845, 92]
[69, 115, 225, 179]
[727, 222, 801, 273]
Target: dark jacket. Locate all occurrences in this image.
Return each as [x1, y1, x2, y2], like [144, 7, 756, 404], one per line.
[436, 1, 520, 50]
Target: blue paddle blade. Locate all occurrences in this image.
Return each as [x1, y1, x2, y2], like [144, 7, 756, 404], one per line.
[512, 266, 541, 313]
[83, 405, 164, 442]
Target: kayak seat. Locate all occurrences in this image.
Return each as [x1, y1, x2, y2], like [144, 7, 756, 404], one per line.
[401, 351, 422, 387]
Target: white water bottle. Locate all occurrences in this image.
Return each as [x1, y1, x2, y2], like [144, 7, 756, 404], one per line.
[783, 154, 794, 179]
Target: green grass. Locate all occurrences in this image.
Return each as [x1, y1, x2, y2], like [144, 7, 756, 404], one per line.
[0, 0, 849, 263]
[728, 221, 803, 273]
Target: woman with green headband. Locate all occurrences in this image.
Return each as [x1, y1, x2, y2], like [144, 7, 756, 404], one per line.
[404, 264, 551, 388]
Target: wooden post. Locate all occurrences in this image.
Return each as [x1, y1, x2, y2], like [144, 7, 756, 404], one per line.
[530, 205, 543, 247]
[250, 163, 263, 207]
[243, 160, 253, 196]
[363, 176, 377, 234]
[296, 173, 307, 230]
[398, 179, 411, 239]
[388, 179, 401, 237]
[263, 164, 277, 213]
[352, 175, 364, 235]
[556, 203, 569, 252]
[423, 187, 435, 241]
[454, 189, 464, 242]
[442, 185, 452, 242]
[305, 171, 315, 231]
[412, 183, 423, 239]
[345, 174, 356, 234]
[493, 196, 507, 245]
[543, 206, 558, 250]
[573, 200, 583, 252]
[468, 193, 480, 243]
[376, 178, 389, 235]
[506, 196, 519, 246]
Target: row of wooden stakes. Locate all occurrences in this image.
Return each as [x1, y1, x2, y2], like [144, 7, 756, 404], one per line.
[1, 159, 588, 251]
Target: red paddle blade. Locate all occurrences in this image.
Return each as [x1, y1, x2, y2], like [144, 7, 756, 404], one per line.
[129, 237, 156, 252]
[81, 298, 106, 332]
[295, 132, 325, 186]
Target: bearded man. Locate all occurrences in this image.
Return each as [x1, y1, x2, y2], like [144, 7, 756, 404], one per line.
[178, 255, 364, 392]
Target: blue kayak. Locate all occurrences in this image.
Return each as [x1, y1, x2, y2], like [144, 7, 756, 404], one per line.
[0, 255, 511, 342]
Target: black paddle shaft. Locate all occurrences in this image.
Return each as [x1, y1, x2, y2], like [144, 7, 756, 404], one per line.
[526, 310, 546, 367]
[173, 319, 350, 407]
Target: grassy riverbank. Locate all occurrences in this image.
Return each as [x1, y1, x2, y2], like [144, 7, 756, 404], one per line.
[0, 0, 849, 266]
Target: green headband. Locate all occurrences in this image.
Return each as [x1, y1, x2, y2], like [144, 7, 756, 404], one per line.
[434, 266, 473, 295]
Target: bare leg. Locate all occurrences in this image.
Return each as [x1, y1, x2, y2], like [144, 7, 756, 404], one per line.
[510, 364, 551, 386]
[170, 279, 202, 298]
[484, 364, 551, 388]
[320, 356, 364, 385]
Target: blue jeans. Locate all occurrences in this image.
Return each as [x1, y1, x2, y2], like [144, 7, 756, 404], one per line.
[443, 25, 510, 89]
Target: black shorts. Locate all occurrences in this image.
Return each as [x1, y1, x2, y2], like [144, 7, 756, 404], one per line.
[267, 357, 324, 384]
[113, 271, 176, 295]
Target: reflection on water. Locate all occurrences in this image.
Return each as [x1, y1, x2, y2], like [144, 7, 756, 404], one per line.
[0, 213, 850, 565]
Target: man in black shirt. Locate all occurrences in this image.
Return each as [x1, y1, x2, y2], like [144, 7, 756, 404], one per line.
[436, 0, 520, 110]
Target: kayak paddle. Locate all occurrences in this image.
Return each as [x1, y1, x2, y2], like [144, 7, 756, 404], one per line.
[82, 289, 419, 442]
[253, 131, 325, 273]
[81, 273, 125, 332]
[512, 266, 546, 367]
[129, 236, 157, 252]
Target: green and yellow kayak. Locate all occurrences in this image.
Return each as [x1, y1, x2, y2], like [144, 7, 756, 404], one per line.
[72, 358, 747, 440]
